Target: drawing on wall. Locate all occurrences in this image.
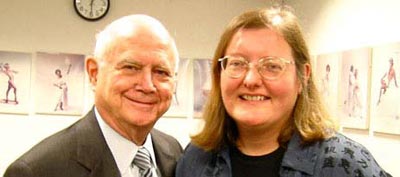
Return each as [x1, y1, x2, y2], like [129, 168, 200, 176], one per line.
[164, 58, 191, 117]
[193, 58, 212, 118]
[338, 47, 371, 129]
[315, 52, 340, 123]
[0, 51, 31, 114]
[34, 52, 85, 115]
[370, 42, 400, 135]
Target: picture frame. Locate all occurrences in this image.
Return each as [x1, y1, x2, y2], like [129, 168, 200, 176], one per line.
[338, 47, 372, 129]
[193, 58, 212, 118]
[370, 42, 400, 135]
[33, 52, 85, 116]
[0, 51, 32, 114]
[315, 52, 341, 124]
[163, 58, 192, 118]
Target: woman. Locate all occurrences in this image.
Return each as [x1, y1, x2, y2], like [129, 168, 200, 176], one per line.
[176, 6, 390, 177]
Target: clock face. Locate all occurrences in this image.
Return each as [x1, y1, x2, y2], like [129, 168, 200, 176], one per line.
[74, 0, 110, 21]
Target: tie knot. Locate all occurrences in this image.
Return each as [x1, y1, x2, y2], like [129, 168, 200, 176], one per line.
[133, 147, 153, 171]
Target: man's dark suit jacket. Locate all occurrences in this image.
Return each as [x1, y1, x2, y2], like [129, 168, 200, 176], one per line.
[4, 109, 183, 177]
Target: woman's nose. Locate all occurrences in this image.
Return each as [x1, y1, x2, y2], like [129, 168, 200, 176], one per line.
[243, 66, 263, 89]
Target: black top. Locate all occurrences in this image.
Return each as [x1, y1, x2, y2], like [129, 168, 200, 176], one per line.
[230, 145, 285, 177]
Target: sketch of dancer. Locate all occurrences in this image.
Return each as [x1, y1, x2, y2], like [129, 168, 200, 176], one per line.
[344, 65, 355, 114]
[377, 58, 398, 105]
[53, 59, 72, 111]
[352, 68, 362, 118]
[320, 64, 331, 97]
[0, 63, 18, 104]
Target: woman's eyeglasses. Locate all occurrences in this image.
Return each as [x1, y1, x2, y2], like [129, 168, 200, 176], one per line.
[218, 56, 294, 80]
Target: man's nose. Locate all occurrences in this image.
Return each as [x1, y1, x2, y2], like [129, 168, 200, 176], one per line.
[136, 70, 157, 93]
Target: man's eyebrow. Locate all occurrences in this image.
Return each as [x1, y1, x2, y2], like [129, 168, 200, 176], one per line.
[116, 59, 141, 66]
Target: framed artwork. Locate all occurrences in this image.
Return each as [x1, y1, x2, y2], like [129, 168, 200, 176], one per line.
[193, 58, 212, 118]
[34, 52, 85, 115]
[164, 58, 191, 118]
[315, 52, 341, 123]
[370, 42, 400, 135]
[0, 51, 32, 114]
[338, 47, 372, 129]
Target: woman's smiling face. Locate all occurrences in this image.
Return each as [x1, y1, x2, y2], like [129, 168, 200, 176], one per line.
[221, 27, 301, 131]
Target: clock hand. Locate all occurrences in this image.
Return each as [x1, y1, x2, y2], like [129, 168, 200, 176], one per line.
[90, 0, 94, 15]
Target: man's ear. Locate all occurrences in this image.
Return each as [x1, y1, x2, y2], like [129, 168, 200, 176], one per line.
[86, 57, 99, 87]
[299, 63, 311, 94]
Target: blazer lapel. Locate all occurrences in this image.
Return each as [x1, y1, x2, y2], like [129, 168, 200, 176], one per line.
[151, 129, 182, 177]
[75, 109, 120, 177]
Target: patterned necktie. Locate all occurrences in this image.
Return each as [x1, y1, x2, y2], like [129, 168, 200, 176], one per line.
[133, 147, 153, 177]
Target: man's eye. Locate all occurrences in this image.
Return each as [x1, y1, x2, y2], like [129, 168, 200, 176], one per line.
[154, 69, 171, 77]
[121, 65, 139, 71]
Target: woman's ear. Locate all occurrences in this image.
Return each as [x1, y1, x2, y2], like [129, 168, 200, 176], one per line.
[299, 63, 311, 94]
[86, 57, 99, 87]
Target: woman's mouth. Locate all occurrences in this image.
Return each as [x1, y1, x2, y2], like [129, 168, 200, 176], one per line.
[240, 95, 269, 101]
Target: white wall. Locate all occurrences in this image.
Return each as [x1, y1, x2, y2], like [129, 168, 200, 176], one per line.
[287, 0, 400, 176]
[1, 0, 399, 176]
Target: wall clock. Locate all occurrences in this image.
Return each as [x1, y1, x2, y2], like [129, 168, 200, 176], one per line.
[74, 0, 110, 21]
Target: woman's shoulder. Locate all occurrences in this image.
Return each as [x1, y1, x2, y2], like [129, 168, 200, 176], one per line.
[180, 143, 214, 163]
[176, 143, 217, 177]
[315, 133, 390, 176]
[317, 133, 373, 161]
[321, 133, 371, 157]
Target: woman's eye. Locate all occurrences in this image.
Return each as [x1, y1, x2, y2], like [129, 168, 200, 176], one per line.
[229, 60, 246, 67]
[266, 63, 283, 71]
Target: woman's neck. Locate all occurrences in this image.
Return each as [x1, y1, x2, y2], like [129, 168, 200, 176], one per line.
[236, 126, 280, 156]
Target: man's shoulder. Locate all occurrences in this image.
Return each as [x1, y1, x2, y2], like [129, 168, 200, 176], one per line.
[6, 114, 96, 170]
[151, 129, 182, 152]
[10, 119, 84, 164]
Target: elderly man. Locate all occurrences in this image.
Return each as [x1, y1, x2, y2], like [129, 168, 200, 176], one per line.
[5, 14, 182, 177]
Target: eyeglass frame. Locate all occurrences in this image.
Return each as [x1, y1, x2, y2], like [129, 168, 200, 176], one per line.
[218, 56, 295, 80]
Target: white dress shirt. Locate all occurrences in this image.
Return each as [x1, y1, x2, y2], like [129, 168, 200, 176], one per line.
[95, 107, 159, 177]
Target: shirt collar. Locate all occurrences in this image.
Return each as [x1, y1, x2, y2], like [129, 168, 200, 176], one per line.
[94, 107, 158, 176]
[280, 132, 317, 175]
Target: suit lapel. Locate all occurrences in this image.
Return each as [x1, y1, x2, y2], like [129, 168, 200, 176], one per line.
[75, 109, 120, 177]
[151, 129, 180, 177]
